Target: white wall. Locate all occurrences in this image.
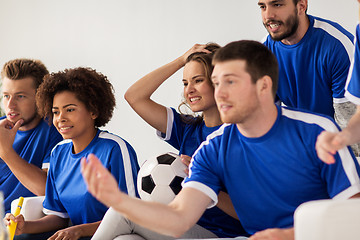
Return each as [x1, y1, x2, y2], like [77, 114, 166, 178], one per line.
[0, 0, 358, 164]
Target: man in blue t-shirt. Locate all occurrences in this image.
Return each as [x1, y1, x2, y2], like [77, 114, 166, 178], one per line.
[259, 0, 356, 130]
[81, 40, 360, 240]
[0, 59, 62, 212]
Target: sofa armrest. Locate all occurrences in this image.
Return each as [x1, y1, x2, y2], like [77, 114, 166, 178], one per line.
[294, 198, 360, 240]
[10, 196, 45, 221]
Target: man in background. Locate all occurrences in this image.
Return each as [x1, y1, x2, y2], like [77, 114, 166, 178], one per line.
[0, 59, 62, 212]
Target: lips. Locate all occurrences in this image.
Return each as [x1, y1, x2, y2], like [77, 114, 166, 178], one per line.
[58, 126, 73, 133]
[7, 112, 19, 121]
[266, 21, 281, 32]
[219, 103, 232, 112]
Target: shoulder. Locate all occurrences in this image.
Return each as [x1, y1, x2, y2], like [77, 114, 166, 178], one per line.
[193, 124, 233, 154]
[311, 15, 354, 48]
[97, 130, 135, 152]
[281, 107, 339, 132]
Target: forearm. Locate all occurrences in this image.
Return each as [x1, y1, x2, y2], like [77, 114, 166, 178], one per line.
[334, 101, 357, 129]
[124, 56, 185, 106]
[1, 149, 47, 195]
[341, 106, 360, 145]
[65, 221, 101, 237]
[23, 215, 68, 234]
[216, 191, 239, 220]
[113, 194, 192, 237]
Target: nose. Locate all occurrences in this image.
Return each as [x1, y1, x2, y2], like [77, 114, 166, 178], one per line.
[54, 111, 67, 123]
[214, 82, 226, 100]
[6, 96, 16, 109]
[263, 6, 275, 21]
[185, 82, 196, 95]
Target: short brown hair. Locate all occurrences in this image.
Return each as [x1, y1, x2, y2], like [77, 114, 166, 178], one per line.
[1, 59, 49, 89]
[36, 67, 115, 127]
[213, 40, 279, 97]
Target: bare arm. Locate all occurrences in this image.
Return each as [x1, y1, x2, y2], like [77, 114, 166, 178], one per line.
[4, 214, 68, 235]
[124, 44, 210, 134]
[48, 221, 101, 240]
[81, 154, 211, 238]
[0, 119, 47, 195]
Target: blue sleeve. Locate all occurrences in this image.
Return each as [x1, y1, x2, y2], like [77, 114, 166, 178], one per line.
[346, 24, 360, 105]
[330, 32, 354, 100]
[184, 139, 222, 204]
[163, 108, 186, 151]
[321, 146, 360, 199]
[103, 138, 139, 198]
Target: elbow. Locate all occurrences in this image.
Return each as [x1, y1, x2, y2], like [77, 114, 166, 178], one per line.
[170, 222, 193, 238]
[124, 90, 136, 106]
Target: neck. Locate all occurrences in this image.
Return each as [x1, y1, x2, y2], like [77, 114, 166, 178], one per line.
[236, 104, 278, 138]
[18, 115, 42, 131]
[203, 106, 222, 127]
[281, 15, 310, 45]
[72, 128, 97, 154]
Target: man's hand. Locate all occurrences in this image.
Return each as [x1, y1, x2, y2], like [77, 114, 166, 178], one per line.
[0, 118, 23, 158]
[315, 130, 349, 164]
[81, 154, 124, 207]
[249, 228, 294, 240]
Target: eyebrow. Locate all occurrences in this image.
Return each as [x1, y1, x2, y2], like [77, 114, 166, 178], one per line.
[52, 103, 77, 109]
[2, 91, 29, 95]
[258, 0, 283, 6]
[183, 74, 205, 82]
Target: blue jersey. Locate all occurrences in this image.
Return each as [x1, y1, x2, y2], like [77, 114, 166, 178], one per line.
[0, 117, 62, 213]
[345, 24, 360, 104]
[157, 107, 247, 238]
[43, 129, 139, 225]
[184, 106, 360, 235]
[264, 15, 354, 117]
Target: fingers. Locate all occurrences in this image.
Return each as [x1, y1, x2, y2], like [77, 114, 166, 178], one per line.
[315, 131, 343, 164]
[12, 119, 24, 131]
[181, 154, 191, 176]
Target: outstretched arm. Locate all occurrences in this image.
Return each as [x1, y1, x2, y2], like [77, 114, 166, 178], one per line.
[316, 106, 360, 164]
[81, 154, 211, 238]
[0, 118, 47, 195]
[124, 44, 210, 134]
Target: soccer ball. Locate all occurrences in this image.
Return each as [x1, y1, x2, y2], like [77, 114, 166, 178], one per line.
[137, 152, 187, 204]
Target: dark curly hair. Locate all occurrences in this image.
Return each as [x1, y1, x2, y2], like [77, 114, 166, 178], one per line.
[36, 67, 116, 127]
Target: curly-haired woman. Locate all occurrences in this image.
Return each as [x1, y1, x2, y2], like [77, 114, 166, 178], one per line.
[5, 67, 139, 240]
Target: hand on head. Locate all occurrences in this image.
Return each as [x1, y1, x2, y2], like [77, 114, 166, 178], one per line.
[180, 44, 211, 64]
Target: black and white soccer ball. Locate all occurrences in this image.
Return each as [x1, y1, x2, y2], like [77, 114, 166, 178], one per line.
[137, 152, 187, 204]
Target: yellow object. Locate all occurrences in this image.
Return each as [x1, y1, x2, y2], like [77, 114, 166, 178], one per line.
[8, 197, 24, 240]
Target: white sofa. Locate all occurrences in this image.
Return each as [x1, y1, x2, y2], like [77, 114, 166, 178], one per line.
[294, 198, 360, 240]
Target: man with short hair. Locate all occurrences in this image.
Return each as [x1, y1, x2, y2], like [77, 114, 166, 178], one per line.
[0, 59, 62, 212]
[81, 40, 360, 240]
[259, 0, 355, 127]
